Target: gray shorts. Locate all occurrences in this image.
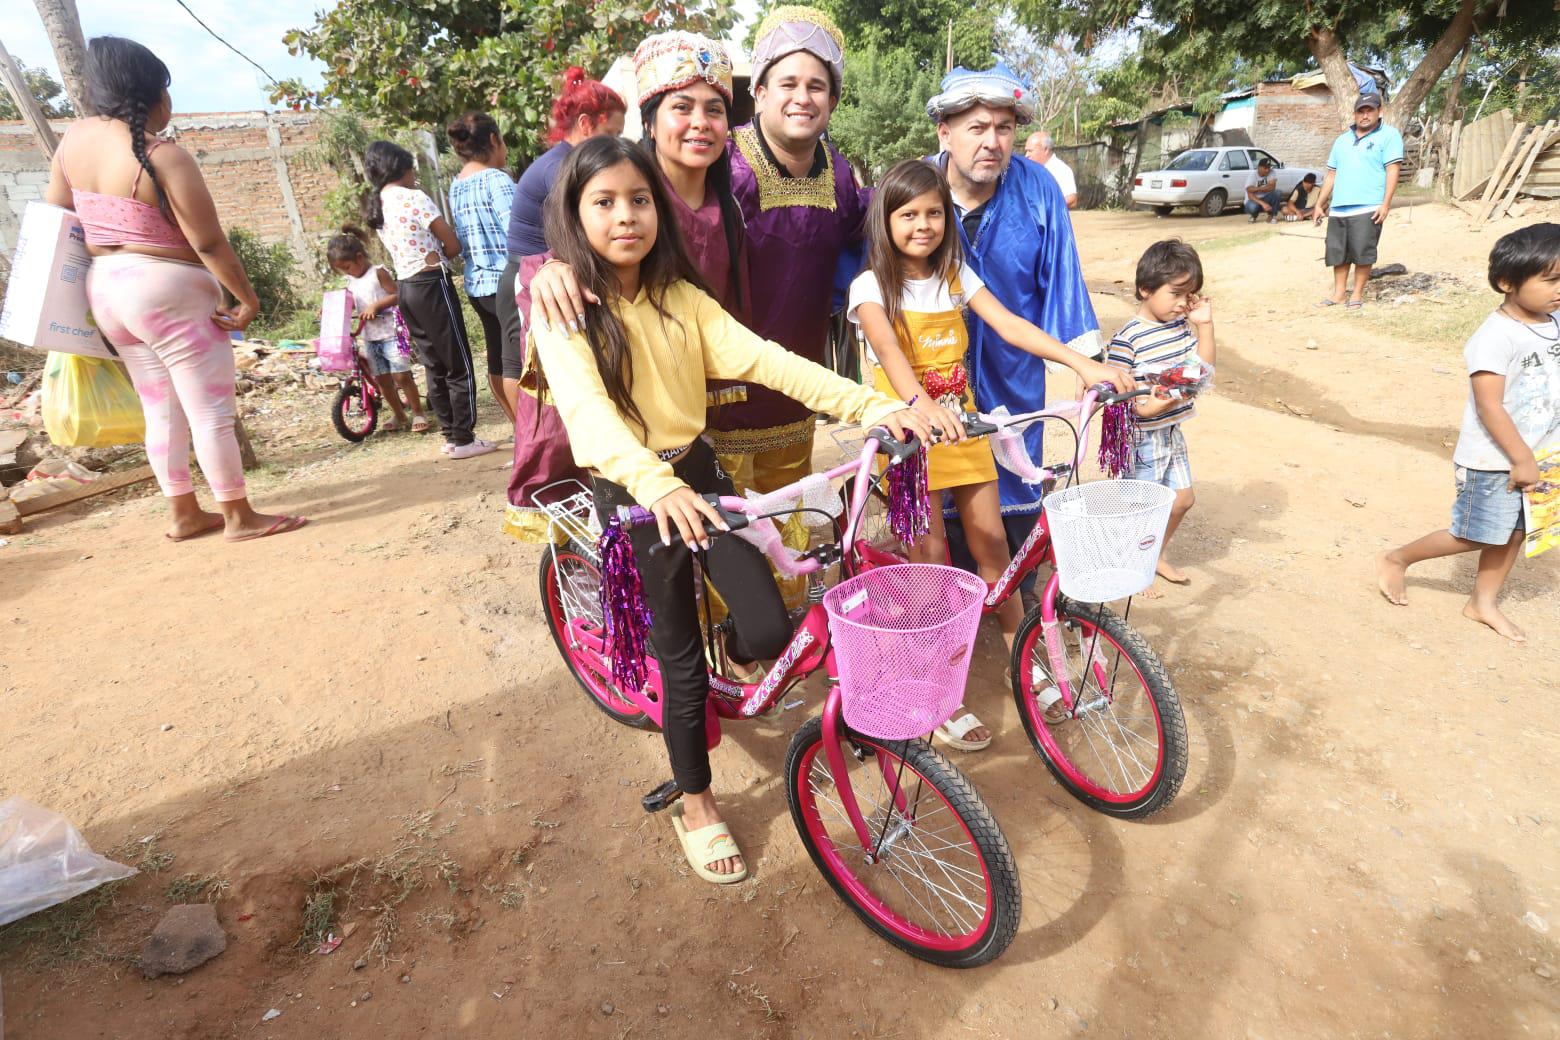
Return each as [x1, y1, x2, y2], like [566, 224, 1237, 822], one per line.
[1449, 466, 1523, 545]
[1325, 212, 1383, 267]
[1130, 425, 1193, 491]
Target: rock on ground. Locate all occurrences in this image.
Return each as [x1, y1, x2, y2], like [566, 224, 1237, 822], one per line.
[138, 903, 228, 978]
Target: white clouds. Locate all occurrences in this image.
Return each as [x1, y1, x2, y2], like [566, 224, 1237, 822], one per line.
[8, 0, 325, 113]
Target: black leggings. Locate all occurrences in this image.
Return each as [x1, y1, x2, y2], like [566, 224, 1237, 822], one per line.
[591, 441, 791, 794]
[468, 292, 504, 377]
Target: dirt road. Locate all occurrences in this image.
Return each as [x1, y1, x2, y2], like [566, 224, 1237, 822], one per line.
[2, 201, 1556, 1039]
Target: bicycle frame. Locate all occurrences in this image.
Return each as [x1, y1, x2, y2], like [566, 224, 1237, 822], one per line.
[542, 434, 923, 855]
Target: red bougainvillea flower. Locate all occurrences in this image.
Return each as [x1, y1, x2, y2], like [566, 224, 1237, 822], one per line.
[409, 77, 420, 86]
[544, 36, 556, 51]
[1014, 89, 1023, 99]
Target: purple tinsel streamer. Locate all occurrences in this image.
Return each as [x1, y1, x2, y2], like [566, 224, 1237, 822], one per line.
[597, 520, 652, 692]
[393, 307, 413, 359]
[886, 443, 931, 543]
[1095, 385, 1137, 478]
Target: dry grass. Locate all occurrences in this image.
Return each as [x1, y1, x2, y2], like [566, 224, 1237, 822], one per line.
[164, 873, 230, 904]
[1358, 286, 1492, 350]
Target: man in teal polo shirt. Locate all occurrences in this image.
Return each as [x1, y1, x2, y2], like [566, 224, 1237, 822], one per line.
[1312, 91, 1404, 309]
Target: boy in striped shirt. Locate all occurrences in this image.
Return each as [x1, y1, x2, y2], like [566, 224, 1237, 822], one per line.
[1107, 239, 1217, 589]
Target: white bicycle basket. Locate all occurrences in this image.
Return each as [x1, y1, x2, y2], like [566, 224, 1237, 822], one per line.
[1043, 480, 1174, 602]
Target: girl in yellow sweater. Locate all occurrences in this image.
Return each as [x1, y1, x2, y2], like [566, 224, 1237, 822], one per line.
[531, 137, 934, 884]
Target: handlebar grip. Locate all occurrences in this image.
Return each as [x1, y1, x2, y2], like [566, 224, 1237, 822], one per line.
[869, 428, 920, 462]
[962, 416, 999, 438]
[1096, 388, 1153, 406]
[638, 494, 750, 555]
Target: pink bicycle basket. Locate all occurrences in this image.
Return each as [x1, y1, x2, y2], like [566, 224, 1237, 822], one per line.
[822, 563, 987, 741]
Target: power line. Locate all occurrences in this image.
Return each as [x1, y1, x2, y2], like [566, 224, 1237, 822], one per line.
[170, 0, 281, 86]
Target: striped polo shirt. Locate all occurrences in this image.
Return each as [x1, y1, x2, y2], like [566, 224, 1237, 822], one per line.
[1107, 316, 1200, 431]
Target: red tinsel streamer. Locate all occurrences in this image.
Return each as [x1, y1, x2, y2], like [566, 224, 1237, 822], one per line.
[886, 443, 931, 543]
[1095, 389, 1137, 478]
[597, 520, 653, 692]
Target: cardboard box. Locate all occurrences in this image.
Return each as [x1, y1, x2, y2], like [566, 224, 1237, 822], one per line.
[0, 202, 114, 359]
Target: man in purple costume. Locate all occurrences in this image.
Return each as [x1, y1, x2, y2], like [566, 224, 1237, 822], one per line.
[709, 5, 869, 496]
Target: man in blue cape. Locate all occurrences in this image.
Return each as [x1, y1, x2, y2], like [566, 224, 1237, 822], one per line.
[927, 63, 1106, 602]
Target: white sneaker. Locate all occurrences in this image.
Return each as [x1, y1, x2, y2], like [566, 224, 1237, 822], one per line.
[440, 442, 453, 455]
[448, 438, 497, 459]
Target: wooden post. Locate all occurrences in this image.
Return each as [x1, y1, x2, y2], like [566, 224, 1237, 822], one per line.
[1493, 120, 1556, 221]
[1472, 121, 1528, 222]
[0, 37, 59, 159]
[233, 416, 259, 470]
[29, 0, 90, 116]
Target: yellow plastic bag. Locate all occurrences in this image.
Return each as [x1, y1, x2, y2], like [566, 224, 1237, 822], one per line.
[40, 351, 146, 448]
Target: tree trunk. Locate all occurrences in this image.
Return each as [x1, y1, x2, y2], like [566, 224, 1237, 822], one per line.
[0, 37, 59, 158]
[1386, 0, 1491, 129]
[30, 0, 90, 115]
[1306, 26, 1358, 127]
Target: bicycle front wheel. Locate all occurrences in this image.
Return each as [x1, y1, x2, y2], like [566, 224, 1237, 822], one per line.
[784, 716, 1019, 968]
[1011, 598, 1187, 819]
[538, 541, 650, 729]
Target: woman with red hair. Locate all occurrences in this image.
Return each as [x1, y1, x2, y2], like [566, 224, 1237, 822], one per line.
[499, 67, 626, 540]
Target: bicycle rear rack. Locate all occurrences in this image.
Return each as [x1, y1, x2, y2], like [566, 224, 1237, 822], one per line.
[533, 480, 601, 562]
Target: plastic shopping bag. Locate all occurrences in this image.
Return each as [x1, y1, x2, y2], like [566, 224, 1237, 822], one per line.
[40, 350, 146, 447]
[316, 289, 355, 372]
[0, 797, 137, 928]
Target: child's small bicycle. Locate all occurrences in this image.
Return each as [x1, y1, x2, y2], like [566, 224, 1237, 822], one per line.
[841, 387, 1189, 820]
[329, 331, 384, 444]
[535, 431, 1021, 968]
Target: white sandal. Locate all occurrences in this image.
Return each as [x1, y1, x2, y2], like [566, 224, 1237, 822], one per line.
[669, 803, 748, 885]
[935, 709, 992, 751]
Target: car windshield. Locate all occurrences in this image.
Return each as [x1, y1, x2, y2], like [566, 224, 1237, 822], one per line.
[1165, 150, 1215, 171]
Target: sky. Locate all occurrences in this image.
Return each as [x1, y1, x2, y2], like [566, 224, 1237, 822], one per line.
[10, 0, 767, 115]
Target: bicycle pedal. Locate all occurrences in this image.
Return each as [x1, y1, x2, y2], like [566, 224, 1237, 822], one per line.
[640, 779, 682, 814]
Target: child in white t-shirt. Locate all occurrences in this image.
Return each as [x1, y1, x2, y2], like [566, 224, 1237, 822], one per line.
[1377, 223, 1560, 642]
[361, 141, 495, 459]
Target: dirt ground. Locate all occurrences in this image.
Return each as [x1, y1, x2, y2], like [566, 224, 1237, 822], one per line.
[2, 200, 1557, 1039]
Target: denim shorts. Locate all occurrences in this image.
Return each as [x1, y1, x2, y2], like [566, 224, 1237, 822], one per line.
[1449, 466, 1524, 545]
[1130, 424, 1192, 490]
[364, 337, 410, 377]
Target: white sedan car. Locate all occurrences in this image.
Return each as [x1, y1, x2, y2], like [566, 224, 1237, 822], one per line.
[1132, 146, 1317, 217]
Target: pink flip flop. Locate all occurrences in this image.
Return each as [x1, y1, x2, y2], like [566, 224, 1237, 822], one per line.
[225, 515, 309, 543]
[165, 517, 226, 543]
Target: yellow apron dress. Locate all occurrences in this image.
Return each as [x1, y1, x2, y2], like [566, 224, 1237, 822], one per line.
[871, 270, 997, 491]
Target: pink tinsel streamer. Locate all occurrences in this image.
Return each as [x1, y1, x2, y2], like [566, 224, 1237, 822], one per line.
[886, 443, 931, 544]
[597, 520, 652, 692]
[1095, 387, 1137, 478]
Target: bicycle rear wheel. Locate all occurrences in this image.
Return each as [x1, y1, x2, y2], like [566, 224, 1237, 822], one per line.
[538, 541, 650, 728]
[1010, 598, 1186, 818]
[784, 716, 1019, 968]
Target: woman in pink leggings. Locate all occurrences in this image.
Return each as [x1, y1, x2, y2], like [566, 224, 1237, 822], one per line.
[44, 36, 306, 542]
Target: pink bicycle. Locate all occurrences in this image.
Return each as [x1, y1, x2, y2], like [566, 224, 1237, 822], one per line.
[535, 430, 1020, 968]
[842, 388, 1189, 820]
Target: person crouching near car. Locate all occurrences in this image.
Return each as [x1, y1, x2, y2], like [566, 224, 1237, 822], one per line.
[1282, 173, 1319, 221]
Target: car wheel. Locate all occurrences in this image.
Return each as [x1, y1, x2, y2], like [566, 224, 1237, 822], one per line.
[1154, 205, 1173, 217]
[1200, 189, 1227, 218]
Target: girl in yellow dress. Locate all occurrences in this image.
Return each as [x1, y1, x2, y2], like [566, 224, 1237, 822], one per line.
[847, 158, 1130, 751]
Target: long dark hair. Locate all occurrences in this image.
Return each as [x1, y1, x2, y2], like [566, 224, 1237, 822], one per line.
[539, 136, 709, 434]
[447, 111, 501, 161]
[639, 92, 745, 313]
[85, 37, 172, 221]
[361, 141, 415, 230]
[865, 159, 964, 340]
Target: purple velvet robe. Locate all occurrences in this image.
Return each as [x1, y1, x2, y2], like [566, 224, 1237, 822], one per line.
[711, 124, 869, 443]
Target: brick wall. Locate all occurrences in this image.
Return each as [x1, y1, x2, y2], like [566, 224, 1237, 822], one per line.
[1251, 82, 1344, 170]
[0, 111, 335, 259]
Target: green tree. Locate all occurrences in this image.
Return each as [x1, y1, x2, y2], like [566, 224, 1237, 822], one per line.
[812, 0, 999, 70]
[0, 62, 73, 120]
[278, 0, 734, 158]
[828, 44, 941, 181]
[1016, 0, 1560, 128]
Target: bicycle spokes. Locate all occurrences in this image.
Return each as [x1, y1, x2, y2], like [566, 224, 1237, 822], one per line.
[806, 746, 989, 939]
[1042, 620, 1162, 796]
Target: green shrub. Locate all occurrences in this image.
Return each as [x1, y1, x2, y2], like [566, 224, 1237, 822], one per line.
[228, 228, 302, 327]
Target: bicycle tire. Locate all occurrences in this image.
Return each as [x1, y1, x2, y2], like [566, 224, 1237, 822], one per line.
[1010, 597, 1187, 819]
[784, 715, 1020, 968]
[538, 540, 651, 729]
[331, 383, 377, 443]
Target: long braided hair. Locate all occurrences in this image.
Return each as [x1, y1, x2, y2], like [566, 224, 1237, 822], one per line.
[85, 37, 173, 221]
